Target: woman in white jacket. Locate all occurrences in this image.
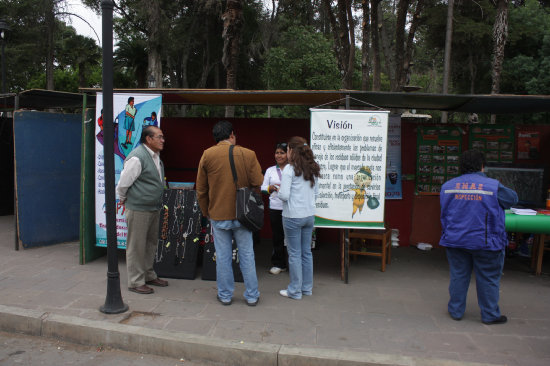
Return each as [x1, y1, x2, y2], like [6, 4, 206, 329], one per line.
[277, 136, 320, 300]
[261, 143, 289, 275]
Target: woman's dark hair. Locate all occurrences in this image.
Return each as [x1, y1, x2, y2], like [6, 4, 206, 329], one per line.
[275, 142, 288, 153]
[127, 96, 134, 104]
[287, 136, 320, 187]
[140, 126, 158, 144]
[212, 120, 233, 142]
[459, 149, 486, 174]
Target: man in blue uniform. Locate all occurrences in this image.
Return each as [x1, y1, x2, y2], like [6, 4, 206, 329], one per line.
[439, 150, 517, 324]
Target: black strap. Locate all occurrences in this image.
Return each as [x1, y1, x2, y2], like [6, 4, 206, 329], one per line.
[228, 145, 238, 188]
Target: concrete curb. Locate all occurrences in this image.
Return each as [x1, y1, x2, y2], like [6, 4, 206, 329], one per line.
[0, 305, 500, 366]
[0, 305, 44, 336]
[42, 313, 279, 366]
[278, 346, 496, 366]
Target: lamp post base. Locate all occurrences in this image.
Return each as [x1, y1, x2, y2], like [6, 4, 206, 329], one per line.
[99, 271, 129, 314]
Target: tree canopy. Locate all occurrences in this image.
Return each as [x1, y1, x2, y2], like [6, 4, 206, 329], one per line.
[1, 0, 549, 120]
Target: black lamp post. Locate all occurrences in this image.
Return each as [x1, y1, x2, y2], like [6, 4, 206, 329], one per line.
[0, 20, 9, 94]
[100, 0, 128, 314]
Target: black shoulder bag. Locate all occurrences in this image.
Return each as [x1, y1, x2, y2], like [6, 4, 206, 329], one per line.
[229, 145, 264, 232]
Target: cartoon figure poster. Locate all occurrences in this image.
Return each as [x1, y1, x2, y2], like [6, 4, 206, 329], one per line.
[310, 109, 389, 229]
[95, 92, 162, 248]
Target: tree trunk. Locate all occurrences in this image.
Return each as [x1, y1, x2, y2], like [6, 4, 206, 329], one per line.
[491, 0, 509, 95]
[378, 2, 394, 89]
[197, 20, 214, 89]
[322, 0, 341, 69]
[468, 49, 476, 94]
[393, 0, 409, 91]
[145, 0, 162, 88]
[45, 0, 55, 90]
[78, 62, 86, 88]
[323, 0, 355, 90]
[222, 0, 243, 117]
[441, 0, 453, 123]
[361, 0, 370, 91]
[344, 0, 355, 90]
[490, 0, 509, 123]
[442, 0, 453, 94]
[370, 0, 381, 91]
[402, 0, 424, 87]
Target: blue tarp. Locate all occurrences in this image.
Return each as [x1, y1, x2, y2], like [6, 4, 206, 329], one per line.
[14, 111, 81, 247]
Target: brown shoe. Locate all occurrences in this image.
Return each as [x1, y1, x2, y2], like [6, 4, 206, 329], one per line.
[128, 285, 154, 294]
[146, 278, 169, 287]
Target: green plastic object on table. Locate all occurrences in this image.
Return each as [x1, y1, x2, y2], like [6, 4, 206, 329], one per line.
[505, 210, 550, 234]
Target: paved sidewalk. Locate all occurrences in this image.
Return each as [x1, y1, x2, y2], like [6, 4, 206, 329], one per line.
[1, 215, 549, 366]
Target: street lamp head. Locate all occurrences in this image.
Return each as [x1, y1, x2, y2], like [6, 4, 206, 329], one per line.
[147, 74, 156, 88]
[0, 20, 9, 41]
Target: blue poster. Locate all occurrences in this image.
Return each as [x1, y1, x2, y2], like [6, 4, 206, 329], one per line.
[95, 93, 162, 248]
[385, 116, 402, 199]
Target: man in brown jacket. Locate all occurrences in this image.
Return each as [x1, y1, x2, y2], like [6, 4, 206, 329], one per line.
[196, 121, 264, 306]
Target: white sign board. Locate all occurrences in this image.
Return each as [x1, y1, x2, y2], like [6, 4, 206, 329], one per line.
[310, 109, 389, 229]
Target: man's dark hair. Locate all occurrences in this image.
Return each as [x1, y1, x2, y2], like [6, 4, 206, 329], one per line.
[151, 111, 157, 118]
[127, 96, 134, 104]
[459, 149, 486, 174]
[212, 120, 233, 143]
[140, 126, 157, 144]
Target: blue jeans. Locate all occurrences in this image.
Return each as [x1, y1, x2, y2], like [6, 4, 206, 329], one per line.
[445, 247, 505, 322]
[282, 216, 314, 299]
[211, 219, 260, 303]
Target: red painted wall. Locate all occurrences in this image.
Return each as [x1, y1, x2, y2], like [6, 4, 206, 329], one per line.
[408, 124, 550, 248]
[159, 118, 550, 247]
[160, 117, 310, 240]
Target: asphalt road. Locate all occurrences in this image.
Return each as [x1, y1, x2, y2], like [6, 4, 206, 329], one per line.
[0, 331, 205, 366]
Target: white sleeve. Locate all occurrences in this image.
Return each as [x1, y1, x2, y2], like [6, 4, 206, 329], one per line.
[116, 157, 142, 203]
[314, 177, 319, 197]
[261, 166, 275, 192]
[278, 165, 292, 201]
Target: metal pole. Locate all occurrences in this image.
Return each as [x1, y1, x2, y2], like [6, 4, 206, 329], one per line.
[343, 95, 350, 283]
[1, 41, 5, 93]
[100, 0, 128, 314]
[344, 229, 349, 284]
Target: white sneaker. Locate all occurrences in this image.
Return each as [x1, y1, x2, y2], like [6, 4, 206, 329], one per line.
[279, 289, 289, 297]
[269, 266, 287, 275]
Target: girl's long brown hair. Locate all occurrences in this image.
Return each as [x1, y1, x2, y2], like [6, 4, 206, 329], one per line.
[288, 136, 320, 187]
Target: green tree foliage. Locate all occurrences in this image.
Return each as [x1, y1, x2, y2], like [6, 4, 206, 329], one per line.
[0, 0, 101, 93]
[415, 0, 550, 98]
[502, 0, 550, 94]
[529, 40, 550, 94]
[113, 36, 148, 88]
[263, 25, 340, 90]
[260, 25, 341, 118]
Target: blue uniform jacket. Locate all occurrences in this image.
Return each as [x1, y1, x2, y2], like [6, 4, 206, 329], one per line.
[439, 172, 518, 251]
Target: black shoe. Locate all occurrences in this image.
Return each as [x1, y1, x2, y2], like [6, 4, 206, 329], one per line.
[482, 315, 507, 325]
[217, 295, 232, 306]
[246, 297, 259, 307]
